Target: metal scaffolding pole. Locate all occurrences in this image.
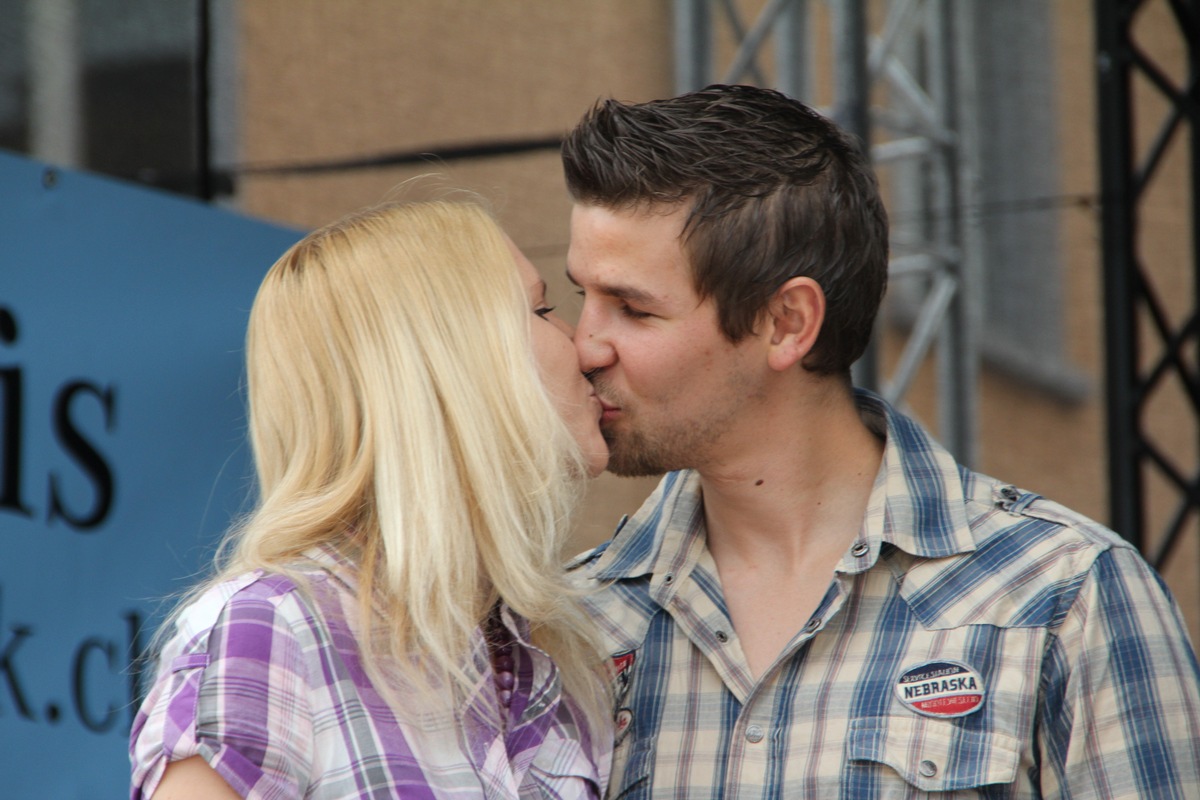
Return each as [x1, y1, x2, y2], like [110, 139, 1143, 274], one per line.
[27, 0, 82, 167]
[672, 0, 981, 464]
[1095, 0, 1200, 564]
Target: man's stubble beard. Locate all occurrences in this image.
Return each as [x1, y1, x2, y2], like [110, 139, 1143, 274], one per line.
[595, 377, 740, 478]
[602, 423, 672, 478]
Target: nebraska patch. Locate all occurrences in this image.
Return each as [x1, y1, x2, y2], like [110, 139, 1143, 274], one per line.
[894, 660, 985, 718]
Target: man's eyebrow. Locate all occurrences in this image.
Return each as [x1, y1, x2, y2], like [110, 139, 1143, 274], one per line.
[565, 269, 661, 306]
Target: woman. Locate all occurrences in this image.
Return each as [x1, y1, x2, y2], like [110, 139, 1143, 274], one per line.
[129, 200, 613, 798]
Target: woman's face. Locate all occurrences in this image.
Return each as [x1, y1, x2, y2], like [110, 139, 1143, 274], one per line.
[510, 240, 609, 477]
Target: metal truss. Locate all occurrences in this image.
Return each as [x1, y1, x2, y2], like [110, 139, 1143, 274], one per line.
[674, 0, 981, 464]
[1096, 0, 1199, 565]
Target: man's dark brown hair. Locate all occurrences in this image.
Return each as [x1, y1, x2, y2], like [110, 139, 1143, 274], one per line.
[561, 84, 889, 376]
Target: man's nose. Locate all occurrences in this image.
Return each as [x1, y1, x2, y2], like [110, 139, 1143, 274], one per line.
[573, 303, 615, 373]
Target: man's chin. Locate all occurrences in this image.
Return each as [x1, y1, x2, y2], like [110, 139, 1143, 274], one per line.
[607, 462, 669, 478]
[605, 445, 670, 478]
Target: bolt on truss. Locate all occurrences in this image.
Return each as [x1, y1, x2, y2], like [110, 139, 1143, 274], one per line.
[1096, 0, 1200, 566]
[674, 0, 983, 465]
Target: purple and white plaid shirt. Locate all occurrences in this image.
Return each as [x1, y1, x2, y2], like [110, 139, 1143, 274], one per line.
[130, 548, 611, 798]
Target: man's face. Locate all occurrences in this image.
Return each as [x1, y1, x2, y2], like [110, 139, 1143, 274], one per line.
[567, 203, 767, 477]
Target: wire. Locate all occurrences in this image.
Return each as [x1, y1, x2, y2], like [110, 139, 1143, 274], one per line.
[222, 135, 564, 177]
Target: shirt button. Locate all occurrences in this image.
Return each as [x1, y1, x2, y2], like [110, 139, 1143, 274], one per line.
[715, 630, 729, 643]
[919, 759, 938, 778]
[802, 617, 820, 634]
[745, 724, 765, 743]
[850, 542, 869, 557]
[663, 572, 675, 585]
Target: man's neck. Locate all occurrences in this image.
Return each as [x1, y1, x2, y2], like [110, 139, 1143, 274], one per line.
[695, 383, 884, 680]
[698, 383, 882, 564]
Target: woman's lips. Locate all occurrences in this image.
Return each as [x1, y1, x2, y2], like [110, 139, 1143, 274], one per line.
[598, 399, 620, 425]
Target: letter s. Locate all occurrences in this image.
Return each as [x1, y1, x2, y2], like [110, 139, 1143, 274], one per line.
[48, 381, 116, 531]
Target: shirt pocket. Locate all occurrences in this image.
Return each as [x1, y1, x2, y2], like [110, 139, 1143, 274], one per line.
[846, 716, 1021, 793]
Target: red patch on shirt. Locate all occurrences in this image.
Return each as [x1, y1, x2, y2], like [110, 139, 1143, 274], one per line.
[612, 650, 636, 679]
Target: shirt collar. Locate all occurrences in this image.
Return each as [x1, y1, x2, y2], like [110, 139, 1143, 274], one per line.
[855, 389, 977, 560]
[590, 469, 697, 581]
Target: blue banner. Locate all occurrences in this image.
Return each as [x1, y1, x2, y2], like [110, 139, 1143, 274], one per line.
[0, 150, 302, 796]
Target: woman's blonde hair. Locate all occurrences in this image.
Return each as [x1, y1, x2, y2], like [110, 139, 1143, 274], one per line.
[202, 200, 606, 722]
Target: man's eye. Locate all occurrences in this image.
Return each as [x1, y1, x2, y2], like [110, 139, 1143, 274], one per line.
[620, 304, 651, 319]
[534, 306, 557, 318]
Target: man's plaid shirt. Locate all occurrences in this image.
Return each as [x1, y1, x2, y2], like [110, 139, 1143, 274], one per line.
[572, 391, 1200, 799]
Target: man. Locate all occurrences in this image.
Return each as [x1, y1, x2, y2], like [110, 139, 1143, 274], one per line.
[563, 84, 1200, 798]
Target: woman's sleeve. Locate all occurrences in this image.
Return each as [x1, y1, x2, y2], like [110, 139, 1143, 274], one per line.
[130, 588, 316, 800]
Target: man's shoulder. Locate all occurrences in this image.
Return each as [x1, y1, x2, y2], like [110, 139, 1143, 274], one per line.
[960, 469, 1131, 556]
[904, 469, 1153, 631]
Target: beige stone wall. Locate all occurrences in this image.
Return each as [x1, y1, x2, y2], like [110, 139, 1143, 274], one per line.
[235, 1, 670, 547]
[234, 1, 1199, 644]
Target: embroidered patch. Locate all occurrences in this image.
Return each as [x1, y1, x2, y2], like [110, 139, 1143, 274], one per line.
[894, 660, 985, 718]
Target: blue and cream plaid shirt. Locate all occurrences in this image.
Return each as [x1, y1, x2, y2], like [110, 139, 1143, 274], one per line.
[573, 391, 1200, 799]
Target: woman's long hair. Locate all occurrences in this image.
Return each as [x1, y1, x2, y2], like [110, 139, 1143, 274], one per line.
[176, 200, 607, 725]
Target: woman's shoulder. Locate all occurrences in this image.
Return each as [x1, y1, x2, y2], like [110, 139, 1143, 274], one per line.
[179, 569, 298, 625]
[163, 565, 338, 664]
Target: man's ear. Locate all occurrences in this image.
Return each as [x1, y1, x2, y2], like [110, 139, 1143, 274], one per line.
[766, 277, 825, 372]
